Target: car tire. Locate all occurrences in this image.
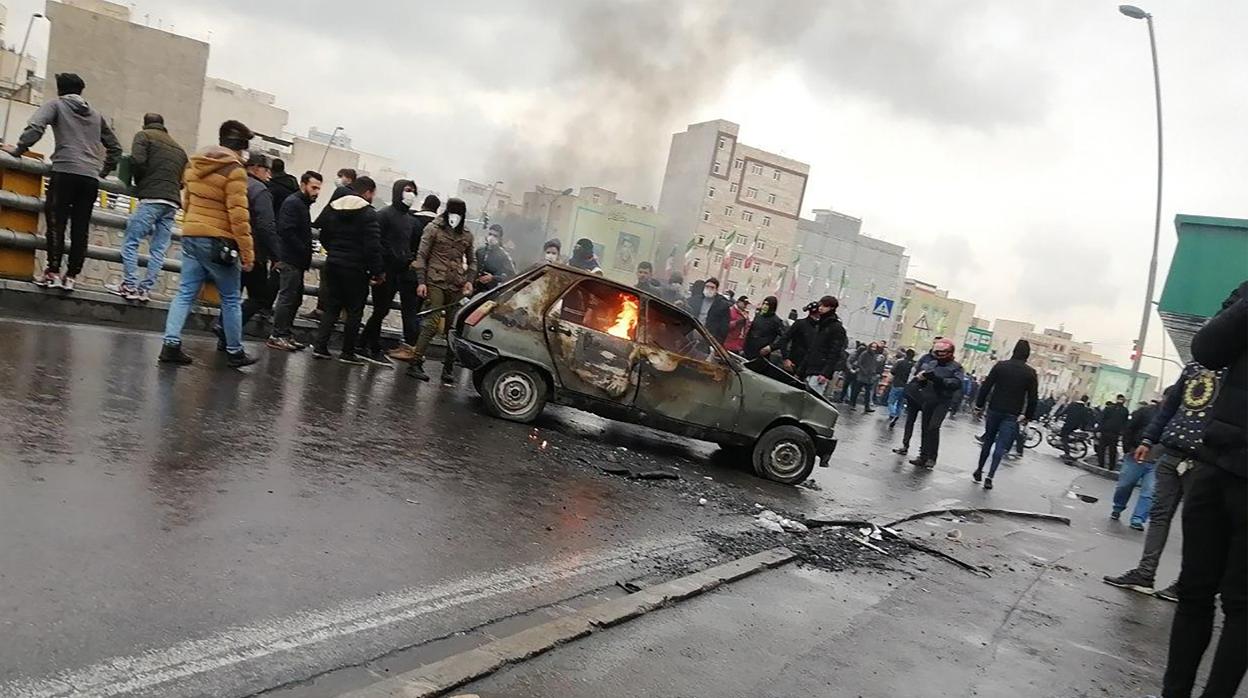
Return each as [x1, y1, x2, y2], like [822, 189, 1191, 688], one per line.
[752, 425, 816, 485]
[472, 368, 487, 396]
[480, 361, 548, 423]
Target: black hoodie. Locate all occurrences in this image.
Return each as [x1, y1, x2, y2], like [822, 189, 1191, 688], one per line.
[376, 179, 417, 270]
[975, 339, 1039, 419]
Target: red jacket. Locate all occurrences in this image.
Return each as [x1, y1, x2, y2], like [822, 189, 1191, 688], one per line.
[724, 306, 749, 353]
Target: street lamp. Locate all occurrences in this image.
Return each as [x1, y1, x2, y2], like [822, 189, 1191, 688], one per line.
[316, 125, 344, 172]
[481, 179, 504, 226]
[1118, 5, 1164, 399]
[2, 13, 45, 144]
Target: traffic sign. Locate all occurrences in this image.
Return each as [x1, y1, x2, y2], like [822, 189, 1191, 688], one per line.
[964, 327, 993, 352]
[872, 296, 894, 318]
[913, 313, 930, 331]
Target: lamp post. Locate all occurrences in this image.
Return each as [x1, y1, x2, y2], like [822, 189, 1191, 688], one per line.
[1118, 4, 1164, 399]
[481, 179, 504, 227]
[2, 13, 45, 144]
[316, 126, 344, 172]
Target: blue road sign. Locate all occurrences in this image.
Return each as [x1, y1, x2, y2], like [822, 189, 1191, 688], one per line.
[872, 296, 894, 318]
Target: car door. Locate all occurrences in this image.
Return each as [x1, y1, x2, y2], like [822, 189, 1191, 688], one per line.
[544, 278, 643, 406]
[633, 299, 743, 437]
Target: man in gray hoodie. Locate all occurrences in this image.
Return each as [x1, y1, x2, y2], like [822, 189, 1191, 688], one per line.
[3, 73, 122, 291]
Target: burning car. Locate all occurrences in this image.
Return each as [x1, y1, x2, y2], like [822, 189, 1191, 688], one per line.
[449, 264, 839, 485]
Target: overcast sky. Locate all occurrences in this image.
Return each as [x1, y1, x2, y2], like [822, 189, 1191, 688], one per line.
[7, 0, 1246, 380]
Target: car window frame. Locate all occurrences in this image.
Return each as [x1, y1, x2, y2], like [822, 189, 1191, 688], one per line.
[552, 277, 642, 343]
[640, 297, 735, 368]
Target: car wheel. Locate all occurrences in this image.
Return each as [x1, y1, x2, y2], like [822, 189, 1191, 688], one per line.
[752, 425, 816, 485]
[481, 361, 548, 423]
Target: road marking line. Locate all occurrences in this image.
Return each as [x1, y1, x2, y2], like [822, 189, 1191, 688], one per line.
[3, 534, 704, 698]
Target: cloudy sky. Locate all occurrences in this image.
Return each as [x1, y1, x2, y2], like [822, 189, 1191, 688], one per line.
[7, 0, 1246, 380]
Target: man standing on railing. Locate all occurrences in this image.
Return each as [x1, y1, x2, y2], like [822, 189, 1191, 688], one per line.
[2, 72, 122, 292]
[158, 119, 258, 368]
[109, 113, 187, 302]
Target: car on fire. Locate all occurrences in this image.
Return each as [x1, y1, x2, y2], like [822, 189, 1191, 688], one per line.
[448, 264, 839, 485]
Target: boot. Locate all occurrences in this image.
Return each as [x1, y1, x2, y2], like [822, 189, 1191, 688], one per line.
[440, 361, 457, 386]
[407, 360, 430, 381]
[226, 350, 258, 368]
[158, 342, 193, 365]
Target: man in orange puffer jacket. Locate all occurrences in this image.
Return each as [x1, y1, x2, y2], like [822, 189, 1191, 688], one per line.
[158, 120, 258, 368]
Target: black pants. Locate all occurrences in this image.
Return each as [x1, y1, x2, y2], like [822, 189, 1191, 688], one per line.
[314, 264, 370, 356]
[241, 262, 278, 328]
[1096, 431, 1121, 469]
[839, 373, 857, 402]
[1163, 463, 1247, 698]
[43, 172, 99, 275]
[849, 380, 874, 410]
[270, 262, 305, 339]
[918, 401, 950, 462]
[901, 398, 921, 449]
[361, 266, 423, 351]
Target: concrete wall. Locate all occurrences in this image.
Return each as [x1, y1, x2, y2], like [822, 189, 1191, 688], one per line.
[45, 0, 208, 151]
[197, 77, 288, 152]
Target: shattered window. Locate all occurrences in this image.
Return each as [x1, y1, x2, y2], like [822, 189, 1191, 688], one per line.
[645, 302, 714, 360]
[559, 280, 640, 340]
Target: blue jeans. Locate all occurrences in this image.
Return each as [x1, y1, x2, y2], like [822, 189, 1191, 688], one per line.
[121, 202, 177, 291]
[1111, 452, 1155, 525]
[887, 387, 906, 418]
[976, 409, 1020, 478]
[163, 236, 243, 353]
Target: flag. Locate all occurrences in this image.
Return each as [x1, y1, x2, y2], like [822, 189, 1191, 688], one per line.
[838, 268, 848, 295]
[664, 244, 679, 275]
[742, 233, 760, 270]
[787, 259, 801, 296]
[720, 236, 737, 272]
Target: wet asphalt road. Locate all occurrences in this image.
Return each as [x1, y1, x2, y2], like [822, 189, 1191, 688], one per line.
[0, 317, 1137, 697]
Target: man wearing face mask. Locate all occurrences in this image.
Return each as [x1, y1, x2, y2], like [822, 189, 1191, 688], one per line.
[569, 238, 603, 274]
[744, 296, 784, 360]
[797, 296, 849, 395]
[688, 277, 731, 343]
[901, 338, 965, 468]
[542, 239, 562, 265]
[359, 179, 421, 367]
[267, 170, 323, 351]
[311, 176, 385, 365]
[475, 223, 516, 293]
[409, 197, 477, 383]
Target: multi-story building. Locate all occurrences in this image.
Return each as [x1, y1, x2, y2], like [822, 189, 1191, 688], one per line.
[197, 77, 288, 151]
[892, 279, 976, 352]
[45, 0, 208, 150]
[983, 321, 1112, 401]
[657, 119, 809, 298]
[794, 209, 908, 343]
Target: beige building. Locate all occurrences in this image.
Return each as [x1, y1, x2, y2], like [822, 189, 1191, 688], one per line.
[457, 178, 520, 223]
[522, 185, 660, 285]
[197, 77, 288, 151]
[893, 279, 976, 353]
[657, 119, 809, 296]
[985, 320, 1106, 400]
[44, 0, 208, 150]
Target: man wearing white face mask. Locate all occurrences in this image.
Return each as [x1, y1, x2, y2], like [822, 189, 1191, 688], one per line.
[408, 197, 477, 383]
[360, 179, 422, 366]
[474, 223, 516, 293]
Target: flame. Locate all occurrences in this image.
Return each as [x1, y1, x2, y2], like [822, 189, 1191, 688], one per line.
[606, 295, 639, 339]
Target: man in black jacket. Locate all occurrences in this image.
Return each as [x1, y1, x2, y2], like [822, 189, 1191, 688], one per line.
[359, 179, 421, 367]
[1110, 399, 1160, 529]
[894, 339, 965, 467]
[267, 158, 299, 212]
[688, 277, 732, 343]
[1060, 395, 1093, 461]
[1097, 395, 1130, 469]
[972, 339, 1038, 489]
[797, 296, 848, 395]
[267, 170, 322, 351]
[475, 223, 517, 293]
[744, 296, 784, 360]
[887, 349, 916, 427]
[311, 177, 384, 365]
[769, 302, 819, 374]
[1160, 281, 1246, 698]
[237, 153, 281, 333]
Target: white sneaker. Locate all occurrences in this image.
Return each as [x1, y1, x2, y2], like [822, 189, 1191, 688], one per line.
[33, 269, 57, 287]
[49, 273, 64, 289]
[60, 276, 76, 292]
[136, 288, 150, 302]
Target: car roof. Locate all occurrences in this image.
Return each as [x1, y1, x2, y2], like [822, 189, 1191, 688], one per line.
[536, 262, 687, 314]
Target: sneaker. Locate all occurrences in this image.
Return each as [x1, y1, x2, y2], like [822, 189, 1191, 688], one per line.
[360, 350, 393, 368]
[1102, 570, 1155, 595]
[1110, 510, 1122, 521]
[135, 288, 150, 302]
[974, 434, 986, 444]
[983, 477, 994, 490]
[226, 350, 258, 369]
[158, 342, 193, 365]
[301, 308, 323, 321]
[908, 457, 928, 467]
[106, 282, 137, 298]
[60, 275, 76, 292]
[441, 368, 457, 386]
[288, 339, 308, 351]
[888, 417, 898, 428]
[338, 353, 366, 366]
[312, 348, 333, 360]
[49, 273, 64, 289]
[1154, 584, 1178, 603]
[1129, 520, 1146, 531]
[892, 446, 908, 455]
[266, 336, 297, 352]
[972, 470, 983, 483]
[407, 361, 430, 381]
[387, 344, 417, 362]
[33, 268, 58, 287]
[864, 408, 875, 413]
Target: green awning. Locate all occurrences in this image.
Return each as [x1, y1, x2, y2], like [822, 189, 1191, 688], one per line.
[1158, 214, 1248, 361]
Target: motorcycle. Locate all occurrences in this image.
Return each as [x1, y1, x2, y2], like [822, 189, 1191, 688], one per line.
[1047, 428, 1092, 460]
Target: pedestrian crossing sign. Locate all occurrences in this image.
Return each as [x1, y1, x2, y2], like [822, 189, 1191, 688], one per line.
[913, 313, 931, 331]
[872, 296, 894, 318]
